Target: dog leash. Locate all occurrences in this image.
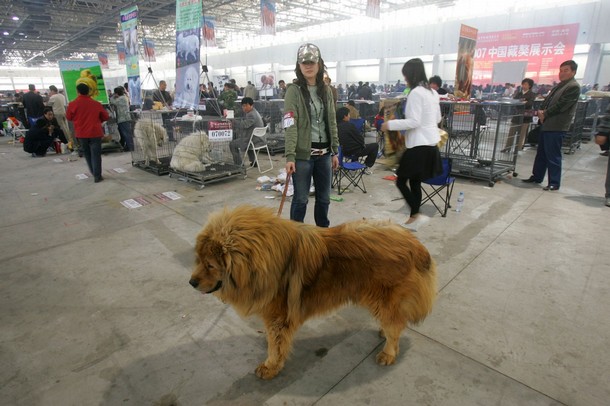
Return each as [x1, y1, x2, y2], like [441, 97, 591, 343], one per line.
[277, 170, 292, 217]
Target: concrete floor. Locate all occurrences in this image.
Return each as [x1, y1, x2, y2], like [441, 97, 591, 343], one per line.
[1, 134, 609, 406]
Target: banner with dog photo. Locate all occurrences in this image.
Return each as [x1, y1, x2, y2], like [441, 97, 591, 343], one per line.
[120, 5, 141, 106]
[454, 24, 478, 99]
[175, 0, 202, 109]
[58, 60, 109, 104]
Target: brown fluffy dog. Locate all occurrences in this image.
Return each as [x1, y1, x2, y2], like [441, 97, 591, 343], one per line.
[189, 205, 437, 379]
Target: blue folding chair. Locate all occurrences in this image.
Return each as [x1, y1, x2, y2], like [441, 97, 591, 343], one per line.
[420, 158, 455, 217]
[333, 146, 367, 195]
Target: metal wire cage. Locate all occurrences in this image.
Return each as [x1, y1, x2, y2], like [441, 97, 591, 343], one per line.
[442, 101, 525, 186]
[130, 111, 176, 175]
[168, 119, 246, 187]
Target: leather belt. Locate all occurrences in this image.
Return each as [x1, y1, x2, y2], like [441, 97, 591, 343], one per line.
[310, 148, 329, 156]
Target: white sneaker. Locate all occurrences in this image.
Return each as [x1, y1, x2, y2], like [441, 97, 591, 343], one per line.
[401, 215, 429, 232]
[364, 168, 373, 175]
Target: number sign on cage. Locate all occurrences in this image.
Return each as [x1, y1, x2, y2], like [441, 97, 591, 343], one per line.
[208, 121, 233, 142]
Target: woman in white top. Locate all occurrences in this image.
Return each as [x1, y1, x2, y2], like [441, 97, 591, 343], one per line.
[381, 58, 442, 228]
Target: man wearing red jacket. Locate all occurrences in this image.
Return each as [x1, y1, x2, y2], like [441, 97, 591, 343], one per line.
[66, 83, 109, 183]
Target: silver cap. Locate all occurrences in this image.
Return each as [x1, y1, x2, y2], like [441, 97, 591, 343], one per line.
[297, 43, 320, 64]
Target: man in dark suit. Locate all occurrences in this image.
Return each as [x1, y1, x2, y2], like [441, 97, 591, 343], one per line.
[22, 84, 45, 128]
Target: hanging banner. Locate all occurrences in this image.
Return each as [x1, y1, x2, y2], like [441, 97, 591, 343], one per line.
[203, 16, 217, 47]
[455, 24, 478, 99]
[142, 39, 156, 62]
[175, 0, 202, 109]
[366, 0, 381, 19]
[120, 5, 141, 106]
[116, 44, 126, 65]
[261, 0, 276, 35]
[472, 23, 579, 86]
[97, 53, 109, 69]
[58, 60, 109, 104]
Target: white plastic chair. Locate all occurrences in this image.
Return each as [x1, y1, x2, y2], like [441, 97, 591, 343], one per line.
[243, 124, 273, 174]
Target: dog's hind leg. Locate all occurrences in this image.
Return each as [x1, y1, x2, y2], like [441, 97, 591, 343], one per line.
[375, 311, 408, 366]
[255, 317, 299, 380]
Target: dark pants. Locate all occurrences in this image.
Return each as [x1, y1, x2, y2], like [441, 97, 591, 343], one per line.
[79, 137, 103, 180]
[229, 138, 255, 165]
[117, 121, 134, 151]
[396, 177, 422, 217]
[345, 143, 379, 168]
[606, 152, 610, 198]
[532, 131, 564, 187]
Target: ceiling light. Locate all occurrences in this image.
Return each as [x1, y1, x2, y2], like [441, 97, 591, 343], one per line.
[2, 32, 8, 36]
[12, 16, 20, 21]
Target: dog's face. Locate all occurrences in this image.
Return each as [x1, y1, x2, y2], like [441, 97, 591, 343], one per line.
[190, 235, 229, 296]
[184, 67, 198, 92]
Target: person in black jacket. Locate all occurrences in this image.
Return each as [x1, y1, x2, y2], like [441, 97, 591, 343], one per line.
[22, 84, 45, 128]
[336, 107, 378, 173]
[24, 107, 67, 157]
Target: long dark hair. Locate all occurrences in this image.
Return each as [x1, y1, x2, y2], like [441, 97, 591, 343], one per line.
[402, 58, 430, 90]
[294, 58, 327, 103]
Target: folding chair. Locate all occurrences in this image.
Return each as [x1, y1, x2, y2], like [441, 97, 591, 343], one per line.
[243, 124, 273, 174]
[420, 157, 455, 217]
[333, 145, 367, 195]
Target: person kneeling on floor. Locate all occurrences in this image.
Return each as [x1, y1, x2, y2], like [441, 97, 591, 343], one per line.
[23, 107, 67, 157]
[336, 107, 378, 174]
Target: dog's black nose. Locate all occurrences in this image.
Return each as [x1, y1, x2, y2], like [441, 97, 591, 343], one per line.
[189, 279, 199, 288]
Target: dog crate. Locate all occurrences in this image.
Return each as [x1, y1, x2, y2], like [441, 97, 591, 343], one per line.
[131, 110, 175, 175]
[442, 100, 525, 186]
[101, 105, 122, 153]
[168, 118, 246, 187]
[254, 100, 285, 155]
[562, 100, 588, 154]
[583, 97, 610, 141]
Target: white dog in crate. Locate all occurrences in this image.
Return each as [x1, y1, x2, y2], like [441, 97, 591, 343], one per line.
[170, 131, 214, 173]
[134, 121, 167, 165]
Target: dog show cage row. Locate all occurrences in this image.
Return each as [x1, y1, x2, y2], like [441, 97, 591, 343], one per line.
[129, 110, 245, 186]
[440, 101, 525, 187]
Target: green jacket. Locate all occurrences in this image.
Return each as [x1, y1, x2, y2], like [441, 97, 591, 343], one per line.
[218, 89, 237, 110]
[283, 83, 338, 163]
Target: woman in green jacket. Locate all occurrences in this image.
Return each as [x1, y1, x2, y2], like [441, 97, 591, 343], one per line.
[283, 43, 339, 227]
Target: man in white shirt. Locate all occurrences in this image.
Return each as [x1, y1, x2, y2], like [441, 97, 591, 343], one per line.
[47, 85, 75, 151]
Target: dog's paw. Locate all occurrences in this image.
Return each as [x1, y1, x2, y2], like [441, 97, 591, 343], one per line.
[375, 351, 396, 366]
[255, 363, 280, 380]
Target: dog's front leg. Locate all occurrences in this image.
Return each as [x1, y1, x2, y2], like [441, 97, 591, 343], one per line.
[255, 318, 297, 380]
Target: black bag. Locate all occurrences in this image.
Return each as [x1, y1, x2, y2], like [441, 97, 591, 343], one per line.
[527, 126, 540, 145]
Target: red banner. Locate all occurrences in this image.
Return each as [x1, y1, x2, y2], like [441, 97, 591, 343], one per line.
[472, 23, 579, 85]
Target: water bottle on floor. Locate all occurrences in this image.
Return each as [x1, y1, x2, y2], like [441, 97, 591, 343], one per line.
[455, 192, 465, 212]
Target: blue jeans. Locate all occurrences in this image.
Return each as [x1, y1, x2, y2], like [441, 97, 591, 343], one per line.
[290, 154, 332, 227]
[117, 121, 134, 151]
[78, 137, 103, 180]
[532, 131, 564, 187]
